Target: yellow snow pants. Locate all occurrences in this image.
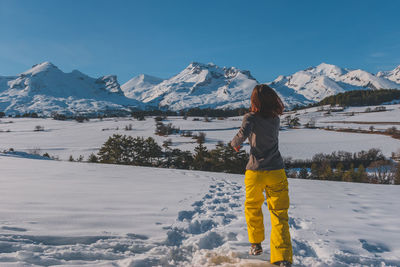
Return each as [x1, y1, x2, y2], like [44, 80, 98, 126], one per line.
[244, 169, 293, 263]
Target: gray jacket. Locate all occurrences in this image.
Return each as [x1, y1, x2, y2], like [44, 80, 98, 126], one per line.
[231, 112, 284, 171]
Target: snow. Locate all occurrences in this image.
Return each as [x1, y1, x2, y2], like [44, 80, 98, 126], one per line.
[269, 63, 400, 103]
[377, 65, 400, 84]
[124, 62, 259, 111]
[121, 74, 164, 100]
[2, 105, 400, 161]
[0, 62, 143, 116]
[1, 102, 400, 266]
[2, 62, 400, 114]
[279, 128, 400, 159]
[0, 156, 399, 266]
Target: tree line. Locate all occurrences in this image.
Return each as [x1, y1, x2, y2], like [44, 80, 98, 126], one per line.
[89, 135, 400, 184]
[91, 134, 248, 174]
[318, 89, 400, 107]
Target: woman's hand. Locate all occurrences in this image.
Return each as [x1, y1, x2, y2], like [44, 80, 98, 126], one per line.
[233, 145, 241, 152]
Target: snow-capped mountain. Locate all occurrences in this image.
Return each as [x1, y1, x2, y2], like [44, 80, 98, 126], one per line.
[377, 65, 400, 84]
[269, 63, 400, 102]
[2, 62, 400, 115]
[121, 74, 164, 99]
[123, 62, 260, 110]
[0, 62, 143, 116]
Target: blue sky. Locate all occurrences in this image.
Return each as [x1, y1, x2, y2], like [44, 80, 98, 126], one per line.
[0, 0, 399, 83]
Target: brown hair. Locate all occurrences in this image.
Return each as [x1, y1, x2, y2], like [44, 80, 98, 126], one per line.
[250, 84, 284, 118]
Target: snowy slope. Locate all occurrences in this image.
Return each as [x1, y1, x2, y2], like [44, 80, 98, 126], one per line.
[128, 62, 260, 110]
[121, 74, 164, 99]
[0, 62, 143, 116]
[377, 65, 400, 84]
[0, 156, 399, 266]
[269, 63, 400, 102]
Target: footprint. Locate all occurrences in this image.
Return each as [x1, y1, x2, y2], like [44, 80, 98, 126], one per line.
[288, 217, 301, 230]
[359, 239, 390, 253]
[293, 239, 317, 257]
[198, 232, 224, 249]
[188, 220, 216, 234]
[177, 210, 196, 221]
[192, 200, 203, 207]
[165, 228, 185, 246]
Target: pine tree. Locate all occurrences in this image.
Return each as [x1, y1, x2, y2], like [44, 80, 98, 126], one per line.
[98, 134, 126, 164]
[320, 161, 333, 180]
[355, 164, 368, 183]
[88, 153, 98, 163]
[333, 162, 344, 181]
[342, 164, 355, 182]
[208, 141, 225, 172]
[192, 143, 210, 171]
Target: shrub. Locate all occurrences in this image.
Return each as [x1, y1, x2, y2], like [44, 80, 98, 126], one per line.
[125, 124, 133, 131]
[196, 132, 206, 144]
[155, 121, 180, 136]
[52, 113, 67, 120]
[88, 153, 98, 163]
[34, 125, 44, 131]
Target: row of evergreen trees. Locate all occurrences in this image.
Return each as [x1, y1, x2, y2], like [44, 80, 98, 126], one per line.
[91, 135, 400, 184]
[284, 149, 386, 170]
[291, 161, 400, 184]
[318, 89, 400, 107]
[94, 134, 248, 173]
[131, 107, 249, 118]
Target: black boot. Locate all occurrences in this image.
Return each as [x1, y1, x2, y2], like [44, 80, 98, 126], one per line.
[249, 243, 263, 255]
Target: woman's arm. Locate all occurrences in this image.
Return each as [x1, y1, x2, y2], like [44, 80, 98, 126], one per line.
[230, 113, 254, 150]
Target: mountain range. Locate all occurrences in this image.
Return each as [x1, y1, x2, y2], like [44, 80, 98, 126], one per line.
[0, 62, 143, 116]
[1, 61, 399, 115]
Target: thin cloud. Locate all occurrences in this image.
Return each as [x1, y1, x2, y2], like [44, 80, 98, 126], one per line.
[369, 52, 386, 58]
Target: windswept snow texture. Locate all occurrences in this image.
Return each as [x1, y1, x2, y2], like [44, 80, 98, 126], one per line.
[0, 157, 399, 266]
[129, 62, 259, 111]
[0, 62, 143, 116]
[269, 63, 400, 102]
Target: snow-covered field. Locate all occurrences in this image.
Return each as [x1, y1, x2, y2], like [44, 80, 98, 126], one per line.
[1, 104, 400, 266]
[0, 156, 399, 266]
[1, 105, 400, 161]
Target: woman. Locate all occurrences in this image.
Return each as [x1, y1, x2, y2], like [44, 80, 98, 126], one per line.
[230, 84, 293, 267]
